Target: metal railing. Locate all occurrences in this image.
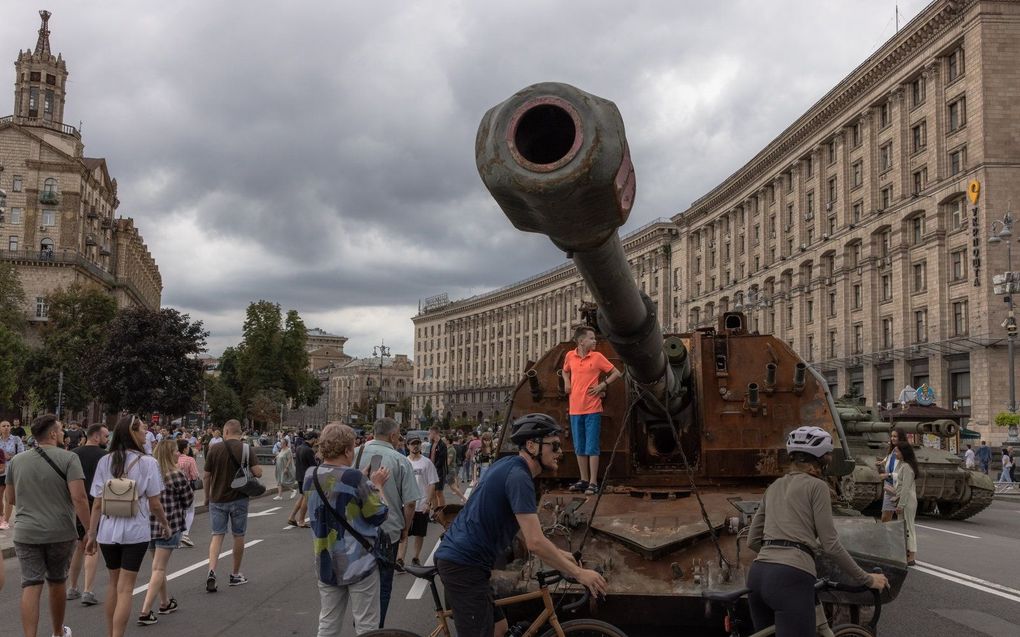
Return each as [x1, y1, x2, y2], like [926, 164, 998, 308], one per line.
[0, 248, 115, 285]
[0, 115, 81, 139]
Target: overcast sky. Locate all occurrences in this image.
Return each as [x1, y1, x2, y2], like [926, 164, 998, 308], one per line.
[1, 0, 932, 359]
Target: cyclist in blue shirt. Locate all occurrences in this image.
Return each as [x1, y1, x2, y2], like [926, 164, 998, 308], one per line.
[435, 413, 607, 637]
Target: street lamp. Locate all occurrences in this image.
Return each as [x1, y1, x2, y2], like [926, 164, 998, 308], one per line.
[373, 342, 390, 420]
[988, 207, 1018, 413]
[736, 288, 773, 333]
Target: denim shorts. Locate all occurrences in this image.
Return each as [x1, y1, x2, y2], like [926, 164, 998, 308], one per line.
[570, 413, 602, 456]
[210, 498, 249, 536]
[149, 530, 183, 550]
[14, 539, 76, 587]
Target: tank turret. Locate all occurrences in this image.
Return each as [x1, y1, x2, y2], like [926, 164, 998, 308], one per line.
[840, 418, 959, 437]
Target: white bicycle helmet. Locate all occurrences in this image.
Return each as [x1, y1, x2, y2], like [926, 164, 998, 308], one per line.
[786, 426, 834, 457]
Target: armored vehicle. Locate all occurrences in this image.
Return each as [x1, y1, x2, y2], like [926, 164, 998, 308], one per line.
[836, 401, 995, 519]
[473, 82, 909, 632]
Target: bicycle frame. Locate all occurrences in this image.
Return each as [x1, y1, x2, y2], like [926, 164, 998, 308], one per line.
[424, 578, 568, 637]
[732, 603, 836, 637]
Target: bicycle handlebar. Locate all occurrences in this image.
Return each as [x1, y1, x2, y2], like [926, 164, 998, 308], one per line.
[815, 568, 884, 631]
[535, 560, 605, 613]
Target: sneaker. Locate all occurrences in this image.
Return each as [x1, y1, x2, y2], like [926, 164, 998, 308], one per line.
[394, 558, 406, 573]
[137, 611, 158, 626]
[179, 535, 194, 548]
[61, 627, 72, 637]
[585, 483, 599, 495]
[206, 570, 217, 593]
[568, 480, 589, 493]
[80, 591, 99, 606]
[412, 557, 422, 567]
[290, 490, 297, 499]
[66, 587, 81, 600]
[228, 573, 248, 586]
[158, 598, 178, 614]
[272, 495, 283, 500]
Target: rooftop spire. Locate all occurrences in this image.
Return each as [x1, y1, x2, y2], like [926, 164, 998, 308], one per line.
[35, 10, 52, 57]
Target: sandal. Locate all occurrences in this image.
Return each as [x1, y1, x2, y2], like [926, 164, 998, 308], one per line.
[287, 519, 299, 527]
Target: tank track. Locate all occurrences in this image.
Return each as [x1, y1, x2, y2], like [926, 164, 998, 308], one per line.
[939, 486, 995, 521]
[840, 476, 881, 512]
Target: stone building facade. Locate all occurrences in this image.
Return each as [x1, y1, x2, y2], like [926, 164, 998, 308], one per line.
[411, 220, 677, 421]
[0, 11, 161, 338]
[411, 0, 1020, 441]
[327, 354, 414, 423]
[305, 327, 353, 371]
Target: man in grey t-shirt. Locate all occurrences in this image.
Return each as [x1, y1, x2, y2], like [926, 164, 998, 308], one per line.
[5, 414, 93, 637]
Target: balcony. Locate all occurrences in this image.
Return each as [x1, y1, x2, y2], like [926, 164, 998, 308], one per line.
[0, 248, 114, 285]
[86, 206, 98, 219]
[40, 190, 60, 205]
[100, 217, 111, 228]
[85, 235, 96, 246]
[0, 115, 81, 139]
[99, 246, 111, 256]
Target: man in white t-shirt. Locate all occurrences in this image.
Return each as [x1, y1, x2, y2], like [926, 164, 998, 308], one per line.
[964, 444, 976, 469]
[396, 437, 438, 569]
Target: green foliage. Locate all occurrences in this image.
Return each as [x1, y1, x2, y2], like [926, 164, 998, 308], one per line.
[202, 375, 242, 426]
[994, 411, 1020, 428]
[0, 324, 28, 406]
[218, 346, 241, 394]
[0, 261, 26, 331]
[91, 307, 208, 414]
[248, 388, 286, 427]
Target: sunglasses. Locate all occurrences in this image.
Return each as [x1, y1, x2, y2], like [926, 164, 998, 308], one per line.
[533, 439, 562, 452]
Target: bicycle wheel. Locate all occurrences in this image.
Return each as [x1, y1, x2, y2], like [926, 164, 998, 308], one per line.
[830, 624, 875, 637]
[360, 631, 425, 637]
[539, 618, 629, 637]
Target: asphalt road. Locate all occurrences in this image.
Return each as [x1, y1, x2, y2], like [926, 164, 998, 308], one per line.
[1, 495, 1018, 636]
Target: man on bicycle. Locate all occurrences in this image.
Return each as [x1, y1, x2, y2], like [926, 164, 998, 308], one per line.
[435, 413, 608, 637]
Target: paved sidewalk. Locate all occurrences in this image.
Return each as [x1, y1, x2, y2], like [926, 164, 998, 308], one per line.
[1, 454, 284, 558]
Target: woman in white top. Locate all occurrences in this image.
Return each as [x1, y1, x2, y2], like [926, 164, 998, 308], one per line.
[889, 440, 920, 565]
[85, 415, 170, 637]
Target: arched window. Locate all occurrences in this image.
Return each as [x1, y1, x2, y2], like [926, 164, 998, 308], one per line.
[42, 178, 57, 195]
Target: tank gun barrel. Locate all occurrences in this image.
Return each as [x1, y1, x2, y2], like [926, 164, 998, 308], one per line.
[841, 418, 959, 438]
[476, 83, 684, 419]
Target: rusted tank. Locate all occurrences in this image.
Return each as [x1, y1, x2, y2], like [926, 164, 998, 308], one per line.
[835, 401, 995, 519]
[475, 82, 909, 632]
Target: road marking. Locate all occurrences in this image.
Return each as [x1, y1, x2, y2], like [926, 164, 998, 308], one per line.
[132, 539, 263, 596]
[405, 485, 473, 600]
[915, 523, 980, 539]
[912, 562, 1020, 604]
[248, 506, 282, 518]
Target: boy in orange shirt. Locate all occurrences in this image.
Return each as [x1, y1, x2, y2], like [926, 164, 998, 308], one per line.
[562, 326, 622, 495]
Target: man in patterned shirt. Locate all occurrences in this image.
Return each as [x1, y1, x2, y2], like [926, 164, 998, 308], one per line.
[305, 423, 390, 634]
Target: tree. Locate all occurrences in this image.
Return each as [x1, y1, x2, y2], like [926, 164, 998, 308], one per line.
[0, 324, 27, 407]
[91, 307, 208, 414]
[218, 346, 242, 394]
[248, 388, 286, 429]
[40, 283, 117, 411]
[236, 300, 285, 403]
[0, 261, 26, 331]
[202, 375, 242, 426]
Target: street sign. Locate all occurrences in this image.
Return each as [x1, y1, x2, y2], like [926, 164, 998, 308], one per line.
[968, 179, 981, 204]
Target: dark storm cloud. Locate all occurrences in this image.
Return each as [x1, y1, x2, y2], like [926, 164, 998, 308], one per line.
[0, 0, 931, 356]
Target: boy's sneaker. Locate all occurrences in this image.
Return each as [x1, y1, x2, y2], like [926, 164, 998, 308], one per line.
[158, 597, 178, 614]
[137, 611, 158, 626]
[66, 587, 81, 600]
[568, 480, 589, 493]
[206, 570, 217, 593]
[228, 573, 249, 586]
[81, 591, 99, 606]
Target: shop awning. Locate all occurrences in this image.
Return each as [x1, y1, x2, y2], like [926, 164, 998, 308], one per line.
[959, 427, 981, 439]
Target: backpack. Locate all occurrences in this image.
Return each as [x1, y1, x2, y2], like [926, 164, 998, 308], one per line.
[102, 454, 143, 518]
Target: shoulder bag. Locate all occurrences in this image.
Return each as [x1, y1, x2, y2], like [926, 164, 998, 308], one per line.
[229, 443, 266, 497]
[311, 466, 393, 568]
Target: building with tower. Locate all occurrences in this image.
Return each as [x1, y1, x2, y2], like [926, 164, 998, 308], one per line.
[0, 10, 161, 336]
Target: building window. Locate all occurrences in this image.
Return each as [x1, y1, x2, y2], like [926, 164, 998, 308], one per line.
[881, 273, 892, 301]
[911, 215, 925, 244]
[805, 155, 813, 177]
[914, 309, 928, 343]
[912, 168, 927, 195]
[880, 186, 893, 210]
[951, 371, 971, 408]
[42, 178, 57, 195]
[12, 176, 22, 192]
[9, 207, 22, 224]
[881, 318, 893, 349]
[852, 283, 862, 309]
[852, 200, 863, 223]
[950, 248, 967, 281]
[828, 291, 837, 317]
[786, 305, 793, 327]
[880, 230, 891, 257]
[828, 330, 838, 358]
[8, 236, 17, 251]
[910, 76, 926, 107]
[827, 140, 837, 165]
[949, 146, 966, 176]
[879, 102, 891, 128]
[850, 242, 862, 267]
[911, 121, 926, 152]
[753, 224, 760, 244]
[952, 300, 968, 335]
[912, 262, 926, 291]
[35, 296, 48, 319]
[41, 210, 56, 226]
[853, 324, 864, 353]
[947, 48, 965, 82]
[806, 192, 814, 215]
[807, 335, 815, 361]
[827, 177, 837, 203]
[948, 198, 964, 229]
[851, 161, 863, 188]
[807, 298, 814, 323]
[947, 96, 967, 132]
[880, 143, 893, 172]
[851, 122, 862, 147]
[827, 215, 837, 235]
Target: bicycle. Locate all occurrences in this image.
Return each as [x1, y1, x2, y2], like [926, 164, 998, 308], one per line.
[702, 570, 884, 637]
[362, 563, 628, 637]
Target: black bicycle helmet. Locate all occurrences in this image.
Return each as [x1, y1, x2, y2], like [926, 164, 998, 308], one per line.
[510, 413, 562, 445]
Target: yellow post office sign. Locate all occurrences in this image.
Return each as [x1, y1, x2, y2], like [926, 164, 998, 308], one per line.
[968, 179, 981, 204]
